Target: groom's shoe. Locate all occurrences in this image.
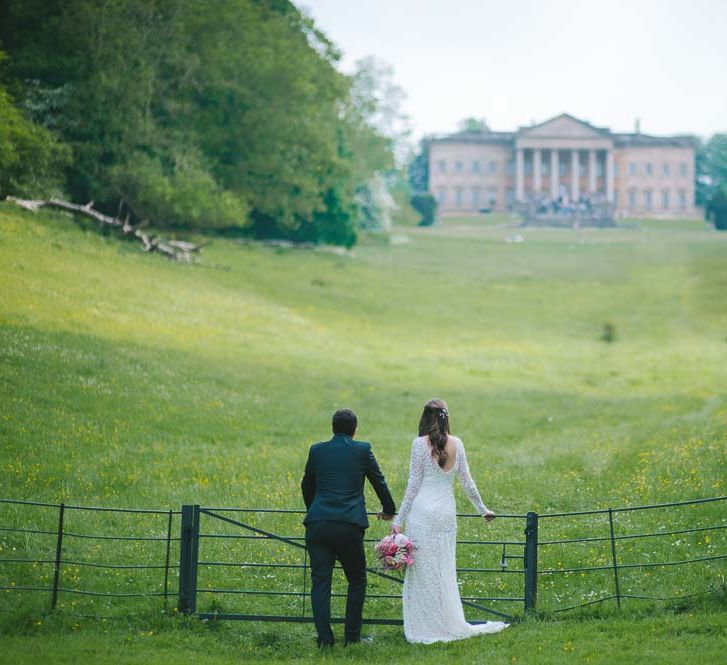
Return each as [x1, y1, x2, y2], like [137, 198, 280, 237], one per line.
[316, 636, 334, 649]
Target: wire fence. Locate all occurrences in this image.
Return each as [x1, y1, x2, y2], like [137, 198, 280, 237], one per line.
[0, 498, 179, 618]
[1, 495, 725, 623]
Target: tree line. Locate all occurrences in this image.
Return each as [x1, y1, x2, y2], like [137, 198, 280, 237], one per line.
[0, 0, 411, 246]
[2, 0, 724, 237]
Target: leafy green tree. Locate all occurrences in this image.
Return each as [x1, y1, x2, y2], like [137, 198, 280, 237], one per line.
[707, 186, 727, 230]
[696, 134, 727, 207]
[356, 174, 396, 232]
[407, 136, 433, 193]
[348, 57, 410, 166]
[0, 54, 69, 198]
[188, 2, 349, 228]
[457, 117, 489, 132]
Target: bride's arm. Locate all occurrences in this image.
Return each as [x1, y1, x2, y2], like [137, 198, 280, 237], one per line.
[456, 438, 491, 517]
[392, 438, 426, 529]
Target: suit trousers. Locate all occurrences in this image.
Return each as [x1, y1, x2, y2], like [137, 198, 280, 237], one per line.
[305, 520, 367, 647]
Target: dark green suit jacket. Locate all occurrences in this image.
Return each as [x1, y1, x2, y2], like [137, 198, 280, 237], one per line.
[301, 434, 396, 529]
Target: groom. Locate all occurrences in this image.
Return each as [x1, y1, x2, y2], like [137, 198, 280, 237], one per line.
[301, 409, 396, 648]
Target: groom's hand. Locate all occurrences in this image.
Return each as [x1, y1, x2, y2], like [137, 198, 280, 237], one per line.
[483, 510, 496, 522]
[377, 511, 394, 521]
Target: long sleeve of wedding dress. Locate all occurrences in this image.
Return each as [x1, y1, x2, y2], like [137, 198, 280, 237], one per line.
[392, 438, 426, 529]
[454, 438, 489, 516]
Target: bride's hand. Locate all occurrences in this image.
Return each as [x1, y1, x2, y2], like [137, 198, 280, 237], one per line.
[483, 510, 496, 522]
[391, 524, 402, 535]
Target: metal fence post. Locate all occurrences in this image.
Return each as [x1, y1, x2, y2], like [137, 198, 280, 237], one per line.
[163, 509, 173, 608]
[301, 547, 308, 617]
[524, 511, 538, 612]
[51, 502, 65, 610]
[608, 508, 622, 609]
[178, 504, 200, 614]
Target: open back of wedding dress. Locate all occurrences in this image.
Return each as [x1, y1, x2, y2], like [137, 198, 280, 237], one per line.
[392, 436, 509, 644]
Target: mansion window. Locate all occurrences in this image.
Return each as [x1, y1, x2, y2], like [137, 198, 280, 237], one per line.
[645, 162, 653, 176]
[596, 161, 604, 177]
[437, 187, 446, 204]
[679, 190, 687, 209]
[662, 163, 670, 177]
[629, 162, 637, 176]
[472, 161, 480, 174]
[487, 187, 497, 206]
[524, 159, 532, 176]
[662, 189, 670, 209]
[559, 160, 568, 177]
[455, 187, 464, 208]
[488, 160, 498, 174]
[542, 161, 550, 176]
[506, 188, 515, 207]
[644, 190, 653, 209]
[437, 160, 446, 174]
[628, 189, 637, 208]
[454, 161, 463, 174]
[471, 186, 481, 209]
[679, 162, 689, 177]
[579, 162, 586, 176]
[506, 160, 514, 176]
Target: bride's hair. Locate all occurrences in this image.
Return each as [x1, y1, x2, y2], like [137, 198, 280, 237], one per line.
[418, 398, 451, 468]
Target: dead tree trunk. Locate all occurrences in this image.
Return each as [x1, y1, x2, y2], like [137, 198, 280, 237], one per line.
[6, 197, 201, 262]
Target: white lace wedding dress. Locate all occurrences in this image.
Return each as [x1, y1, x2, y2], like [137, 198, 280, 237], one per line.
[392, 436, 509, 644]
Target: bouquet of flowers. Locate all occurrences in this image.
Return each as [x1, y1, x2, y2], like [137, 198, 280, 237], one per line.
[374, 533, 415, 571]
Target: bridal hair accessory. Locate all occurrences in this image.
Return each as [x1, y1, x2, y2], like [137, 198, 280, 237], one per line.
[374, 533, 415, 571]
[438, 408, 448, 418]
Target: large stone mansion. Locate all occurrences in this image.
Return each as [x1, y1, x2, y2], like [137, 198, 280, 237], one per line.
[429, 114, 696, 218]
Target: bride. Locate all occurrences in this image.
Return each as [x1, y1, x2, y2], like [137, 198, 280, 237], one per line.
[391, 398, 509, 644]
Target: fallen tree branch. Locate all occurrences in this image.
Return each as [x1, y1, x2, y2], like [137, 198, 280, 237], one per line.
[6, 196, 201, 262]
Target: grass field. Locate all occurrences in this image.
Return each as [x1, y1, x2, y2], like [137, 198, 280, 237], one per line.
[1, 204, 726, 663]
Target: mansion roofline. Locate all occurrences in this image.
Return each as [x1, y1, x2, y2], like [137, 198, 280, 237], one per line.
[432, 113, 696, 149]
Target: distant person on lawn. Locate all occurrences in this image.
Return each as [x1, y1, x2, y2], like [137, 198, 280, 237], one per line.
[301, 409, 396, 648]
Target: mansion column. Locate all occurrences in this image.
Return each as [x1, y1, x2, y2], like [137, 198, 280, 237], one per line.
[606, 150, 615, 203]
[571, 150, 580, 201]
[588, 149, 597, 194]
[550, 149, 559, 199]
[533, 149, 542, 194]
[516, 148, 525, 201]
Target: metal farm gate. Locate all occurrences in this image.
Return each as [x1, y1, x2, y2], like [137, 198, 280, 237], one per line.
[181, 506, 524, 624]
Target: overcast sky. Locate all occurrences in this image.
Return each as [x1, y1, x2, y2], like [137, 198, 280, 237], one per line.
[296, 0, 727, 140]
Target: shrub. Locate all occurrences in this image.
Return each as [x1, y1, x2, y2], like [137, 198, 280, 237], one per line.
[708, 186, 727, 231]
[410, 193, 438, 226]
[249, 186, 358, 248]
[601, 322, 617, 343]
[108, 153, 249, 230]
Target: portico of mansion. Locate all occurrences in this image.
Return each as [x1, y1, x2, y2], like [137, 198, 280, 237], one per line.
[429, 114, 697, 218]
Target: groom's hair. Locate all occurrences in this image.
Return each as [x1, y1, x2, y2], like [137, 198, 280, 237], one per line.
[332, 409, 357, 436]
